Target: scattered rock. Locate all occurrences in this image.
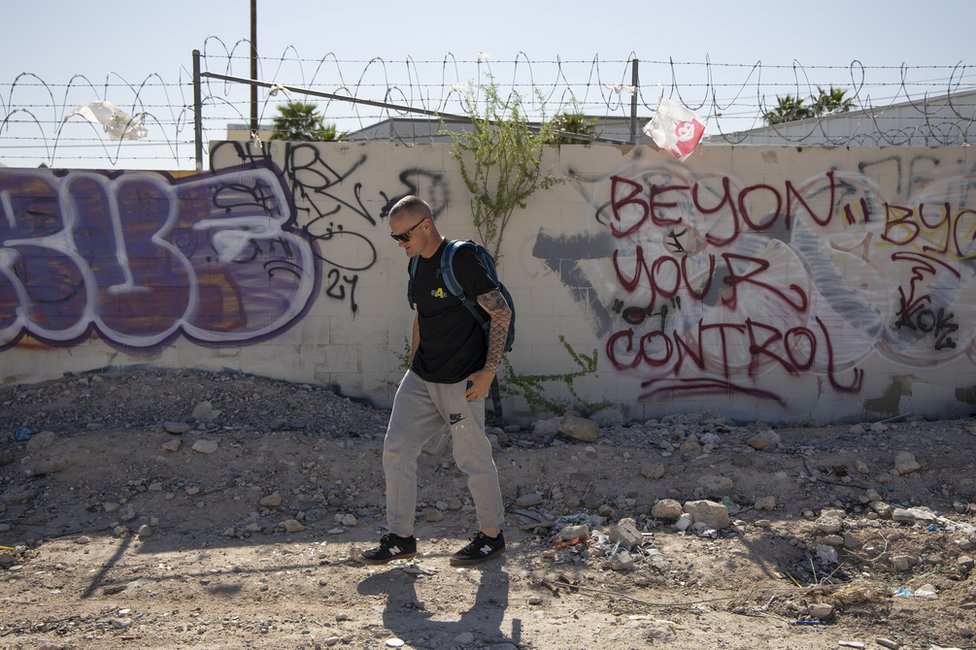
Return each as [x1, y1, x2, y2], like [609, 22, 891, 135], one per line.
[280, 519, 305, 533]
[683, 500, 729, 530]
[191, 439, 219, 454]
[648, 500, 679, 521]
[894, 451, 922, 475]
[746, 429, 780, 450]
[957, 555, 974, 574]
[755, 496, 777, 511]
[698, 474, 734, 494]
[192, 400, 222, 422]
[516, 492, 544, 507]
[163, 421, 192, 434]
[559, 415, 599, 442]
[531, 417, 562, 438]
[640, 462, 666, 480]
[589, 404, 626, 427]
[816, 510, 844, 534]
[25, 430, 58, 451]
[27, 456, 75, 475]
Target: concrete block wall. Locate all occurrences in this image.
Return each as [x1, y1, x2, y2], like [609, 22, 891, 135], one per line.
[1, 141, 974, 424]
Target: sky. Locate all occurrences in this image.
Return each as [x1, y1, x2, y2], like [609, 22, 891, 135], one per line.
[3, 0, 975, 169]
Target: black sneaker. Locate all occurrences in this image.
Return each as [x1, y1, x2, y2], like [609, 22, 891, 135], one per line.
[360, 533, 417, 565]
[450, 531, 505, 566]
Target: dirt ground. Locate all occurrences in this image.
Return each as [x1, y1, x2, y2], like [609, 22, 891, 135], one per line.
[1, 367, 976, 650]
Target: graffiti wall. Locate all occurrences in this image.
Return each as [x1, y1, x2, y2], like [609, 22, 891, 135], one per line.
[2, 142, 974, 423]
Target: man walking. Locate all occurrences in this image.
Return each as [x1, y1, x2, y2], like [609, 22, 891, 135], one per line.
[360, 196, 510, 566]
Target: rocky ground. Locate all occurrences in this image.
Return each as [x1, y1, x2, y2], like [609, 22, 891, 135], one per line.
[1, 367, 975, 649]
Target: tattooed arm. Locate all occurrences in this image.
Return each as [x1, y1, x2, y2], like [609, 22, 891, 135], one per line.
[465, 289, 512, 401]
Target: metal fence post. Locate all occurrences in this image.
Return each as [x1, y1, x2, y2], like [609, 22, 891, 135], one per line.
[193, 49, 203, 171]
[630, 58, 639, 145]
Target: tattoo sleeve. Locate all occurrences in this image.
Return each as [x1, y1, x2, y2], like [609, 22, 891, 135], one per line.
[476, 289, 512, 374]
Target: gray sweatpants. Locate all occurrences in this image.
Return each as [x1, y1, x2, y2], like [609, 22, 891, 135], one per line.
[382, 369, 505, 537]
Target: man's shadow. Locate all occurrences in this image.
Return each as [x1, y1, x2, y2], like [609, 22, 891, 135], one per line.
[357, 561, 518, 647]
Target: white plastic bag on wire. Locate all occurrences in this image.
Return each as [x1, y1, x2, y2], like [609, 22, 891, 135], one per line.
[67, 100, 148, 140]
[642, 97, 705, 161]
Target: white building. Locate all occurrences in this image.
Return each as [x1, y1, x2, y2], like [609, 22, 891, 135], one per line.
[705, 89, 976, 147]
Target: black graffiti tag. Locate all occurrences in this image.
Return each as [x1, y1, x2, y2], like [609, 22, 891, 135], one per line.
[895, 300, 958, 350]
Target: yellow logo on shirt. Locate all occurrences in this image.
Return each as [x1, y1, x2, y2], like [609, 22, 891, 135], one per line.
[431, 287, 446, 299]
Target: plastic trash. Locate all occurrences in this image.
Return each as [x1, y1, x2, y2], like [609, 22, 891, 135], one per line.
[14, 426, 31, 442]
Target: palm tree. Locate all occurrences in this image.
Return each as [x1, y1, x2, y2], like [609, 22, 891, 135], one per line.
[763, 95, 815, 125]
[811, 86, 855, 115]
[270, 101, 346, 141]
[764, 87, 855, 125]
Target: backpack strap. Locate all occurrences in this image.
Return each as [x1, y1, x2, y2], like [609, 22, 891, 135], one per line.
[441, 240, 490, 331]
[407, 255, 420, 309]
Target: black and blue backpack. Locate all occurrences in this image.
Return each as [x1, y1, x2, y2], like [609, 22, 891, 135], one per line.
[407, 239, 516, 352]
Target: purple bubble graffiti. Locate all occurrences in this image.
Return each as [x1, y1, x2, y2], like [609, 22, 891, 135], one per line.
[0, 166, 318, 350]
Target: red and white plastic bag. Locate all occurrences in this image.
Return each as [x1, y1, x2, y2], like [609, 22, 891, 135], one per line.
[643, 97, 706, 161]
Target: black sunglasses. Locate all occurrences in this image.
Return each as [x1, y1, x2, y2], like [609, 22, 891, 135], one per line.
[390, 217, 428, 242]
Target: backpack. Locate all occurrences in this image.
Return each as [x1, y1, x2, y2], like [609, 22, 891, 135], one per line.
[407, 239, 516, 352]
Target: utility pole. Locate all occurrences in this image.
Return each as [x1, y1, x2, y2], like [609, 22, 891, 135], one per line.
[250, 0, 258, 137]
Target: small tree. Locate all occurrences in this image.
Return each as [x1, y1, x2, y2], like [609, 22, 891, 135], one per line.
[448, 82, 563, 260]
[549, 112, 597, 144]
[270, 101, 346, 141]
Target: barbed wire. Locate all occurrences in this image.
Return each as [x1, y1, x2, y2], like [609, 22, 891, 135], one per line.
[1, 37, 974, 169]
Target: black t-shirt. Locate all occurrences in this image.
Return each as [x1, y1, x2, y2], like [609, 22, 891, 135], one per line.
[410, 240, 498, 383]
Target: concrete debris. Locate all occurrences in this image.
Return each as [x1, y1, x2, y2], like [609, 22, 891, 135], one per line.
[808, 602, 833, 618]
[815, 510, 844, 534]
[683, 499, 730, 530]
[892, 506, 937, 523]
[607, 518, 643, 550]
[556, 523, 590, 542]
